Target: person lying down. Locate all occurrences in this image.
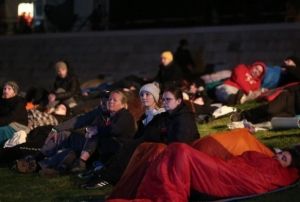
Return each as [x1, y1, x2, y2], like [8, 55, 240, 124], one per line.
[107, 129, 300, 202]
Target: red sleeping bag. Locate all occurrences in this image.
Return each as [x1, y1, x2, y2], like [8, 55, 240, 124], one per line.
[258, 82, 300, 102]
[131, 144, 299, 202]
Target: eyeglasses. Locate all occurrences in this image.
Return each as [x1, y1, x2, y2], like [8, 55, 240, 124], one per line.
[162, 97, 174, 102]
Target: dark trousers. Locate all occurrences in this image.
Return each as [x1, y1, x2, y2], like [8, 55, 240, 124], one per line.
[243, 88, 298, 124]
[100, 138, 143, 184]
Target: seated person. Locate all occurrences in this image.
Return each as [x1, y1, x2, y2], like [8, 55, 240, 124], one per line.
[0, 104, 71, 164]
[0, 81, 28, 146]
[174, 39, 195, 81]
[19, 90, 136, 175]
[80, 86, 200, 189]
[47, 60, 81, 111]
[154, 51, 183, 89]
[215, 61, 266, 105]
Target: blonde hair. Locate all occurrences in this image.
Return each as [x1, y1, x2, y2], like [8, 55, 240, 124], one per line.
[161, 51, 173, 62]
[110, 90, 128, 109]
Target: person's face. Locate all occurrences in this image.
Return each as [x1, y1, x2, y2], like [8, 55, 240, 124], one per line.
[2, 85, 16, 99]
[140, 91, 157, 109]
[107, 92, 126, 113]
[250, 64, 264, 78]
[189, 83, 197, 94]
[54, 104, 67, 116]
[161, 56, 172, 66]
[276, 151, 292, 167]
[284, 59, 296, 67]
[162, 91, 181, 112]
[56, 67, 68, 79]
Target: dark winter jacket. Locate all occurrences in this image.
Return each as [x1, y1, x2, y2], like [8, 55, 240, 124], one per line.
[0, 96, 28, 126]
[155, 62, 183, 88]
[52, 74, 81, 100]
[134, 103, 200, 144]
[164, 102, 200, 143]
[54, 107, 136, 145]
[99, 102, 200, 184]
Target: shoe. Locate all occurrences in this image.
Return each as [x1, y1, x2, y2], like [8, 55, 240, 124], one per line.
[212, 106, 237, 119]
[58, 150, 77, 170]
[71, 159, 86, 173]
[81, 176, 110, 190]
[77, 169, 95, 180]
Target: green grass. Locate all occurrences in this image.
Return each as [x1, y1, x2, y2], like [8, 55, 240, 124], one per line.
[0, 169, 111, 202]
[1, 104, 300, 201]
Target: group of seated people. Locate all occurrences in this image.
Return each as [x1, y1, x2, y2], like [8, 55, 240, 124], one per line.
[0, 48, 300, 201]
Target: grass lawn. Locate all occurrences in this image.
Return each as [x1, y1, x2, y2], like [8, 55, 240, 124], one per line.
[1, 102, 300, 201]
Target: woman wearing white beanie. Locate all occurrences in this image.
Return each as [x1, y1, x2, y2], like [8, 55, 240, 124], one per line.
[138, 82, 165, 127]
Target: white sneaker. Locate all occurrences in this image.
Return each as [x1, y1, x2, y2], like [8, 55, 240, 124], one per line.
[213, 106, 237, 118]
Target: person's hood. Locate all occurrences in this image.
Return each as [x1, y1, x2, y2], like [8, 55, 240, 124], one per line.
[250, 61, 267, 79]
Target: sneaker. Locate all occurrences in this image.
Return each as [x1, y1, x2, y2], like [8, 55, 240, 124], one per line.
[77, 162, 104, 180]
[212, 106, 237, 119]
[71, 159, 86, 173]
[81, 176, 110, 190]
[77, 169, 95, 180]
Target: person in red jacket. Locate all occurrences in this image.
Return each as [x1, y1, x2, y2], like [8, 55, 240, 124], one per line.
[215, 61, 266, 105]
[108, 143, 300, 202]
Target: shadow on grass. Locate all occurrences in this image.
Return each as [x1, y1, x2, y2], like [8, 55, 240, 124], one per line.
[53, 195, 106, 202]
[211, 125, 228, 130]
[261, 133, 300, 140]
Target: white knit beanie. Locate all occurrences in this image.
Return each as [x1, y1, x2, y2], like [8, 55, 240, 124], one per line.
[139, 82, 160, 103]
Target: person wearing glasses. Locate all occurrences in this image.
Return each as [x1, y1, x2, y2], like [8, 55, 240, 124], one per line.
[80, 85, 200, 189]
[108, 142, 300, 202]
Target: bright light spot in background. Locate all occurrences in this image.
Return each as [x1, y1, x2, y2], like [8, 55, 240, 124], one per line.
[18, 3, 34, 26]
[18, 3, 34, 17]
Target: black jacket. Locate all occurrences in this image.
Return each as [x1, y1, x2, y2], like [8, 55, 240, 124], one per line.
[135, 103, 200, 144]
[164, 102, 200, 143]
[99, 103, 200, 184]
[155, 62, 183, 88]
[55, 107, 136, 146]
[0, 96, 28, 126]
[53, 74, 81, 100]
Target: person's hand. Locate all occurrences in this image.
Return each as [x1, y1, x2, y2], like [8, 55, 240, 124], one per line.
[48, 93, 56, 102]
[45, 129, 59, 144]
[85, 126, 98, 138]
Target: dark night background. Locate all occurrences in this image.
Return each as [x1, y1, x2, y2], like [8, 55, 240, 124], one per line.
[1, 0, 300, 34]
[108, 0, 297, 29]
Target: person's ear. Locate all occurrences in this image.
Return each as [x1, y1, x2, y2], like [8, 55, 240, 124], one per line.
[176, 98, 182, 105]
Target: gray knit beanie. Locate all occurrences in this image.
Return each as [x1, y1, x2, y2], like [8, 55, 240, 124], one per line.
[139, 82, 160, 103]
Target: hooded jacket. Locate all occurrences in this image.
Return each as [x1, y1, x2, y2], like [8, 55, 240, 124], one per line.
[225, 62, 266, 94]
[52, 73, 81, 100]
